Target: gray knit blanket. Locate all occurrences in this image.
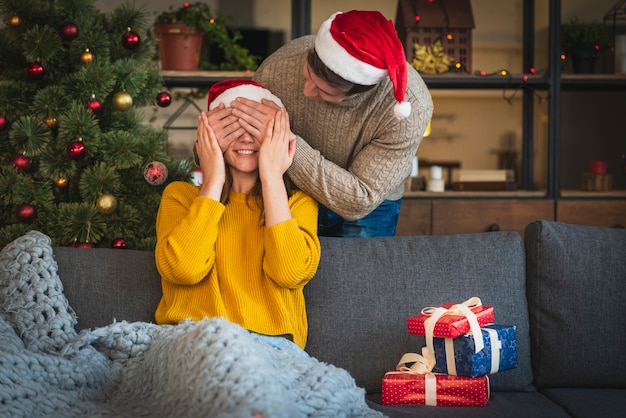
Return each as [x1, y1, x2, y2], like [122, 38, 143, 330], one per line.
[0, 231, 384, 418]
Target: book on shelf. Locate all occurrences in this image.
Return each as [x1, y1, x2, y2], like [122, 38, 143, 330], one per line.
[457, 169, 515, 182]
[451, 181, 517, 191]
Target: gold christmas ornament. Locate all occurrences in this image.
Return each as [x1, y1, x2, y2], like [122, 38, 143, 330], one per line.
[412, 39, 453, 74]
[43, 116, 58, 129]
[54, 176, 68, 188]
[8, 14, 21, 28]
[112, 91, 133, 111]
[80, 49, 94, 64]
[96, 193, 118, 214]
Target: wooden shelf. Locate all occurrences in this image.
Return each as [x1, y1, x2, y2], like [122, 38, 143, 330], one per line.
[161, 71, 253, 88]
[403, 190, 547, 198]
[560, 74, 626, 90]
[559, 189, 626, 198]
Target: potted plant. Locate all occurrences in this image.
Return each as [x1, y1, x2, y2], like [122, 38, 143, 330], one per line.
[560, 17, 609, 74]
[154, 2, 258, 71]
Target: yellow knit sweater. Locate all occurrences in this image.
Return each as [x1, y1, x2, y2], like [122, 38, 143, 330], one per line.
[154, 181, 321, 349]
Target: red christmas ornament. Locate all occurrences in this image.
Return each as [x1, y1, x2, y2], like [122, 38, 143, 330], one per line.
[156, 91, 172, 107]
[122, 28, 141, 50]
[111, 237, 128, 249]
[16, 203, 36, 223]
[143, 161, 169, 186]
[67, 140, 87, 160]
[86, 98, 103, 114]
[59, 22, 79, 42]
[0, 114, 7, 132]
[26, 62, 45, 81]
[11, 153, 32, 173]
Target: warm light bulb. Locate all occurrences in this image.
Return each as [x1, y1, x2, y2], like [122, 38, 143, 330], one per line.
[500, 70, 508, 76]
[446, 33, 453, 41]
[415, 15, 421, 22]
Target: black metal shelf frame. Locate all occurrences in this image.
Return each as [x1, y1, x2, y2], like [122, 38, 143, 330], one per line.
[161, 0, 626, 198]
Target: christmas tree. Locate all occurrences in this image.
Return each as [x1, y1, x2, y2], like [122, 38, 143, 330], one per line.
[0, 0, 194, 250]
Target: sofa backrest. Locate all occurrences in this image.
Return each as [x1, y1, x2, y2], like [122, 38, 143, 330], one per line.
[54, 231, 535, 395]
[54, 247, 162, 329]
[305, 233, 534, 394]
[525, 220, 626, 389]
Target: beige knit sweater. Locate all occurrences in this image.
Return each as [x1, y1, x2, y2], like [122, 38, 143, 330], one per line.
[253, 35, 433, 221]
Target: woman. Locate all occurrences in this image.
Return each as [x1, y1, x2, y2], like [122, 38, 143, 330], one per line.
[154, 79, 321, 352]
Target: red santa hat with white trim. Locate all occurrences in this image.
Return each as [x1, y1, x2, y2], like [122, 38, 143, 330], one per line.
[315, 10, 411, 120]
[207, 78, 283, 110]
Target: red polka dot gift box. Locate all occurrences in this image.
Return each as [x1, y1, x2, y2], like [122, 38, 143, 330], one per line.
[406, 297, 494, 338]
[381, 371, 490, 407]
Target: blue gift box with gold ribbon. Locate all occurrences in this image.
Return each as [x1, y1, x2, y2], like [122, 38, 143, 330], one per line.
[432, 324, 517, 377]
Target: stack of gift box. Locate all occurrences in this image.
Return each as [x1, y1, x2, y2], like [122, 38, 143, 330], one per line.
[382, 297, 518, 407]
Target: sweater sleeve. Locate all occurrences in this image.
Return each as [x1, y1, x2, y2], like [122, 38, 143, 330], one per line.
[262, 190, 321, 289]
[155, 182, 225, 285]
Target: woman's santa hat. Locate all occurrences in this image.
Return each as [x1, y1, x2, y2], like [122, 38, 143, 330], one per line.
[315, 10, 411, 120]
[207, 79, 284, 110]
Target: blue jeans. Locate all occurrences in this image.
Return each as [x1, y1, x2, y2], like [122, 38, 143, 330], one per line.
[318, 199, 402, 237]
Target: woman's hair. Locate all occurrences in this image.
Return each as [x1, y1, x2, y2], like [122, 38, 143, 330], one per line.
[307, 49, 375, 96]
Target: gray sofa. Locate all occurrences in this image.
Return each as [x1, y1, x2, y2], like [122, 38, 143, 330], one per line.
[52, 220, 625, 417]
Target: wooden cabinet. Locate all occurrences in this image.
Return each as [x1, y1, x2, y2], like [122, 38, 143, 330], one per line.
[397, 198, 554, 236]
[431, 199, 554, 236]
[556, 200, 626, 229]
[396, 199, 431, 235]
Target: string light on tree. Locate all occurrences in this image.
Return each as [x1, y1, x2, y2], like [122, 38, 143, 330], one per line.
[0, 114, 7, 132]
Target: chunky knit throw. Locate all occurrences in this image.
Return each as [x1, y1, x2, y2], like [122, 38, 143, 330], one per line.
[0, 231, 384, 418]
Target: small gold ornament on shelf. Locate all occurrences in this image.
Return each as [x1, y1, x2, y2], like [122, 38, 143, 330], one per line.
[411, 39, 453, 74]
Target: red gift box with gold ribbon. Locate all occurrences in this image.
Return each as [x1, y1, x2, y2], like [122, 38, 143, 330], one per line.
[406, 297, 494, 339]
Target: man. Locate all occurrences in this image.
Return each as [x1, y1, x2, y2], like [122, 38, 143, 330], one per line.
[230, 10, 433, 237]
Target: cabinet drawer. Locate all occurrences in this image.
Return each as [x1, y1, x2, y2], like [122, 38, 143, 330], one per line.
[432, 199, 554, 236]
[557, 200, 626, 229]
[396, 199, 431, 235]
